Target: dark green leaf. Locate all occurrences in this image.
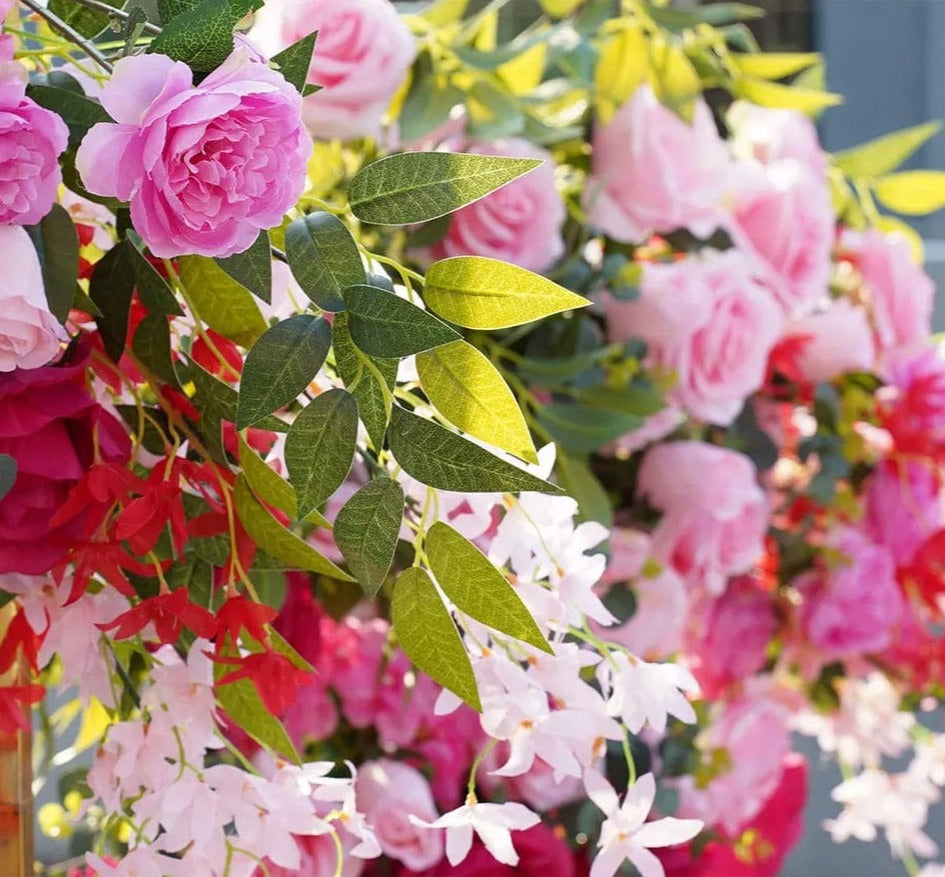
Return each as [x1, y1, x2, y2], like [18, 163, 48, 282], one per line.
[391, 567, 481, 710]
[426, 522, 550, 652]
[388, 406, 562, 494]
[24, 204, 79, 323]
[49, 0, 117, 37]
[158, 0, 199, 22]
[178, 255, 267, 347]
[236, 315, 331, 429]
[90, 240, 135, 362]
[467, 80, 525, 140]
[344, 285, 459, 357]
[216, 231, 272, 304]
[149, 0, 262, 71]
[399, 61, 464, 144]
[0, 455, 16, 503]
[537, 403, 642, 455]
[132, 313, 180, 388]
[285, 389, 359, 519]
[127, 232, 184, 316]
[556, 454, 613, 526]
[188, 361, 288, 432]
[25, 84, 111, 148]
[285, 213, 364, 312]
[271, 30, 318, 94]
[348, 152, 541, 225]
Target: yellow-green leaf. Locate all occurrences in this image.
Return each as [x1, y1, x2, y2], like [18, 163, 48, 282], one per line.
[648, 40, 701, 121]
[732, 52, 821, 81]
[873, 170, 945, 215]
[178, 255, 267, 347]
[498, 42, 547, 96]
[594, 23, 648, 123]
[834, 122, 943, 179]
[734, 77, 842, 115]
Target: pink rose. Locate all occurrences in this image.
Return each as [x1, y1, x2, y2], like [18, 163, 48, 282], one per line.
[638, 442, 767, 593]
[840, 228, 934, 356]
[423, 139, 565, 272]
[0, 61, 68, 224]
[76, 48, 311, 258]
[606, 250, 783, 425]
[786, 297, 875, 382]
[727, 159, 834, 314]
[252, 0, 415, 141]
[879, 345, 945, 456]
[0, 225, 65, 370]
[799, 526, 903, 658]
[728, 101, 827, 179]
[585, 84, 732, 243]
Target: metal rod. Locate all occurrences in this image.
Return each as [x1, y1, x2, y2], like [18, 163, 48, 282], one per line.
[17, 0, 115, 72]
[61, 0, 161, 35]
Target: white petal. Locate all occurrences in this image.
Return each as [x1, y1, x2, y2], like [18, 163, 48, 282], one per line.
[584, 768, 620, 816]
[634, 817, 703, 848]
[445, 823, 474, 865]
[629, 845, 667, 877]
[475, 821, 518, 865]
[589, 843, 627, 877]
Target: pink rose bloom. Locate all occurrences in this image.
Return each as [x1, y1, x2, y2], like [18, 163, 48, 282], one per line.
[786, 297, 876, 382]
[585, 84, 732, 243]
[606, 250, 783, 425]
[76, 47, 311, 258]
[728, 101, 827, 179]
[840, 228, 934, 356]
[638, 442, 767, 593]
[0, 225, 65, 370]
[252, 0, 415, 141]
[355, 760, 443, 870]
[0, 61, 68, 224]
[799, 526, 903, 658]
[727, 159, 834, 314]
[423, 139, 565, 272]
[863, 460, 942, 568]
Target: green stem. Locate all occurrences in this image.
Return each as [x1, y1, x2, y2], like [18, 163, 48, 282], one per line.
[65, 0, 161, 34]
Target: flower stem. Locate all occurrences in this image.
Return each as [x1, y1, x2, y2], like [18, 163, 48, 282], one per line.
[18, 0, 115, 72]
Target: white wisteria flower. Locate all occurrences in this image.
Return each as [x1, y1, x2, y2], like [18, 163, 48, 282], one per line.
[599, 653, 699, 734]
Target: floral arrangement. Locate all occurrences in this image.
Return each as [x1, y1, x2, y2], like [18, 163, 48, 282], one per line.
[4, 1, 945, 876]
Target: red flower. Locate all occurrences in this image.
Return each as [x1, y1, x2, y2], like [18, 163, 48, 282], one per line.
[98, 589, 215, 644]
[215, 651, 311, 714]
[191, 329, 243, 382]
[0, 684, 44, 734]
[0, 609, 40, 676]
[214, 595, 276, 647]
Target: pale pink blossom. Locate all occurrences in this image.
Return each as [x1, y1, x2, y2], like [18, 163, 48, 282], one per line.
[728, 101, 827, 178]
[787, 297, 876, 382]
[598, 654, 699, 735]
[86, 848, 182, 877]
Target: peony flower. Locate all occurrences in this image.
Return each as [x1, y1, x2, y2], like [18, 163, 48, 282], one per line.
[786, 296, 876, 382]
[605, 250, 783, 425]
[585, 84, 732, 243]
[0, 224, 65, 370]
[251, 0, 415, 141]
[421, 138, 565, 272]
[0, 60, 68, 225]
[76, 47, 312, 258]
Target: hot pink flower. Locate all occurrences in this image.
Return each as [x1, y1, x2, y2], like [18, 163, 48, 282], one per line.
[606, 250, 783, 425]
[585, 85, 732, 243]
[76, 47, 311, 258]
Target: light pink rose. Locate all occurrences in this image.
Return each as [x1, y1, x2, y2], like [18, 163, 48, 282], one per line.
[638, 441, 767, 594]
[799, 526, 903, 658]
[728, 101, 827, 179]
[606, 250, 783, 425]
[0, 61, 68, 225]
[786, 297, 876, 382]
[76, 48, 311, 258]
[840, 228, 934, 356]
[585, 84, 732, 243]
[727, 159, 834, 314]
[252, 0, 415, 141]
[423, 139, 565, 272]
[0, 225, 65, 371]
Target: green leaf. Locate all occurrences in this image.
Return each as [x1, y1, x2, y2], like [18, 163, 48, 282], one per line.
[132, 313, 180, 388]
[0, 454, 16, 503]
[158, 0, 199, 22]
[417, 340, 536, 464]
[188, 361, 288, 432]
[149, 0, 261, 71]
[398, 65, 464, 144]
[126, 232, 184, 316]
[285, 213, 365, 312]
[178, 255, 267, 347]
[50, 0, 120, 36]
[334, 477, 405, 596]
[731, 52, 821, 81]
[537, 403, 642, 454]
[423, 257, 590, 329]
[344, 285, 460, 357]
[388, 406, 562, 494]
[833, 122, 942, 179]
[733, 77, 842, 114]
[332, 312, 397, 448]
[217, 231, 272, 304]
[25, 84, 111, 148]
[234, 475, 354, 580]
[271, 30, 318, 94]
[873, 171, 945, 215]
[236, 315, 331, 429]
[467, 80, 525, 140]
[573, 384, 665, 417]
[391, 567, 481, 711]
[426, 522, 550, 652]
[348, 152, 542, 225]
[285, 389, 359, 518]
[90, 240, 135, 362]
[24, 204, 79, 324]
[556, 454, 613, 526]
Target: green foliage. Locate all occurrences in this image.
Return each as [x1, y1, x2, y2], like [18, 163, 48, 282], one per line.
[271, 31, 319, 95]
[423, 257, 590, 329]
[0, 455, 16, 503]
[178, 255, 267, 347]
[285, 212, 365, 312]
[24, 204, 78, 324]
[132, 314, 179, 389]
[50, 0, 120, 37]
[348, 152, 542, 225]
[391, 567, 481, 710]
[556, 454, 613, 527]
[236, 315, 332, 429]
[426, 522, 550, 651]
[126, 233, 184, 316]
[25, 82, 111, 148]
[537, 403, 643, 455]
[417, 340, 537, 463]
[149, 0, 262, 71]
[733, 77, 842, 114]
[90, 241, 135, 362]
[334, 478, 405, 596]
[399, 57, 464, 144]
[216, 232, 272, 304]
[872, 171, 945, 215]
[343, 284, 460, 357]
[834, 122, 942, 179]
[388, 406, 561, 494]
[285, 389, 359, 519]
[158, 0, 199, 22]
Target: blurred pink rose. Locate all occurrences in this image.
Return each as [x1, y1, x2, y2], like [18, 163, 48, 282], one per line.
[799, 526, 903, 658]
[423, 139, 565, 272]
[252, 0, 415, 141]
[638, 442, 767, 593]
[76, 48, 311, 258]
[606, 250, 782, 425]
[356, 760, 443, 870]
[585, 84, 731, 242]
[728, 101, 827, 179]
[840, 228, 934, 356]
[0, 61, 68, 224]
[606, 403, 683, 456]
[728, 159, 833, 314]
[786, 297, 876, 382]
[0, 225, 65, 371]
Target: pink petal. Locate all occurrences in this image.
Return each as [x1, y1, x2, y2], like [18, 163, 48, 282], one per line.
[100, 53, 192, 125]
[75, 123, 136, 198]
